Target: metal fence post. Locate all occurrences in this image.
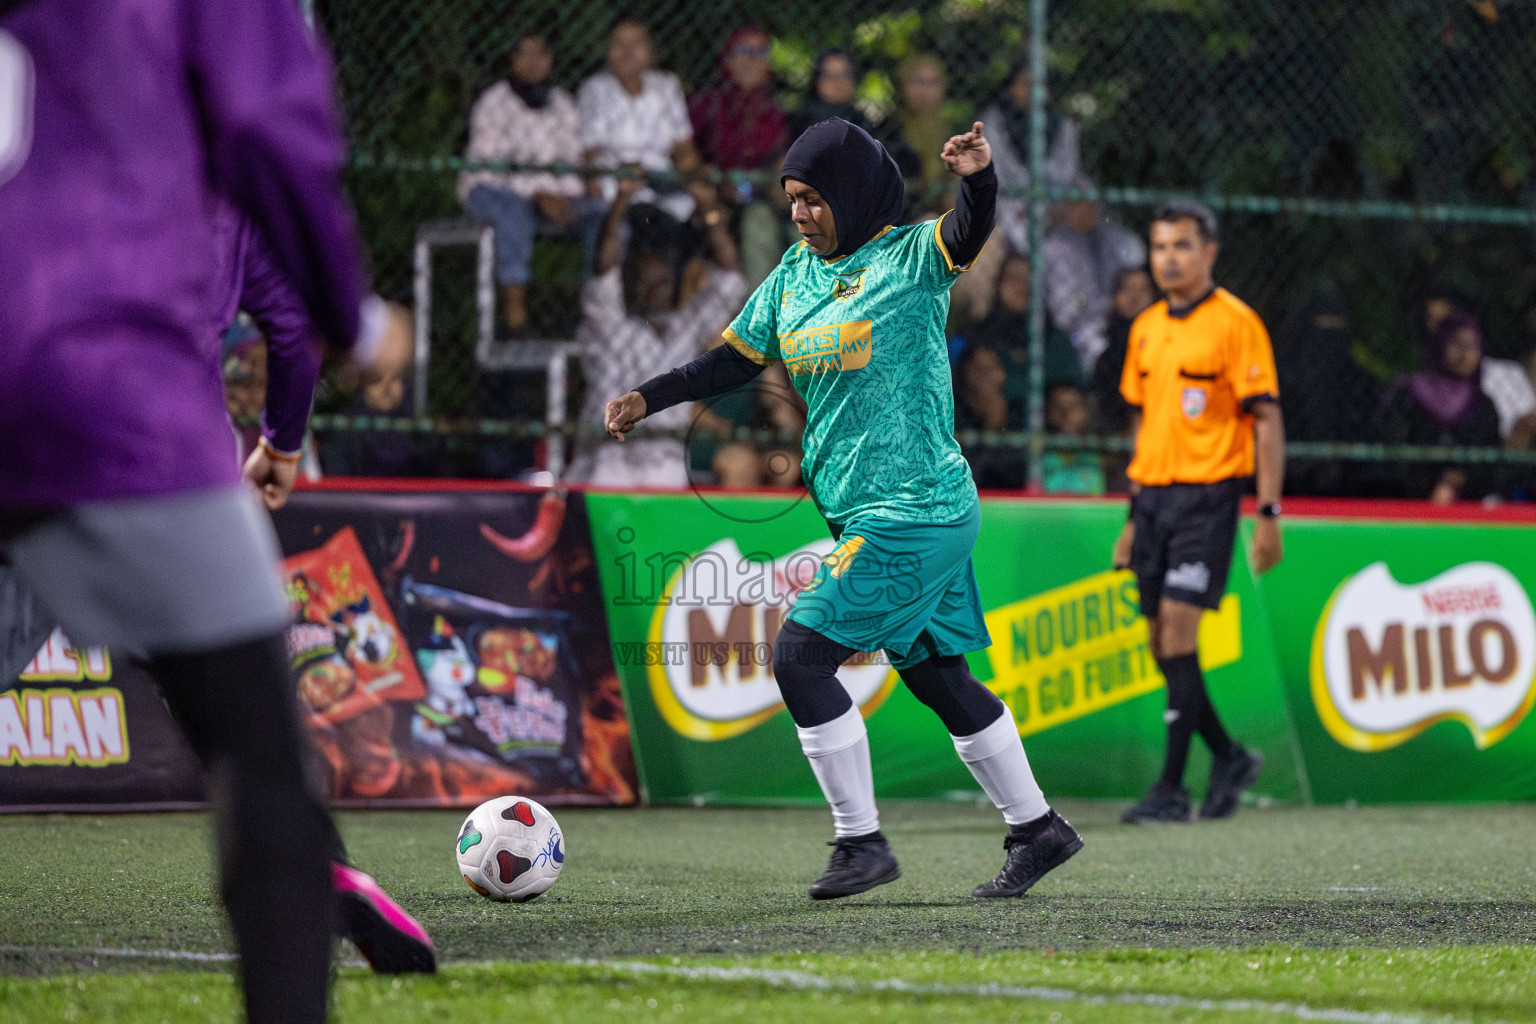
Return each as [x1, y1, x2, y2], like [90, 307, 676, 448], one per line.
[1025, 0, 1048, 489]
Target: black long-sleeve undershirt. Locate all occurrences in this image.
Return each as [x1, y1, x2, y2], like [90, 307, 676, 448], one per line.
[633, 163, 997, 418]
[940, 162, 996, 269]
[635, 341, 767, 418]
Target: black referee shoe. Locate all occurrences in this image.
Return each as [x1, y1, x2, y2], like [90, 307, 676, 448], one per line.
[972, 812, 1083, 899]
[1121, 781, 1192, 823]
[808, 833, 901, 900]
[1200, 745, 1264, 820]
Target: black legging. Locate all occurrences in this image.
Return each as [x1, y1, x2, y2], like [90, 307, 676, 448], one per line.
[150, 632, 335, 1024]
[773, 619, 1006, 737]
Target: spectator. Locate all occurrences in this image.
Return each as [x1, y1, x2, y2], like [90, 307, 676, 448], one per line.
[1090, 265, 1156, 437]
[689, 27, 790, 293]
[222, 324, 266, 453]
[1040, 382, 1106, 496]
[569, 175, 745, 487]
[790, 50, 874, 137]
[459, 33, 602, 335]
[738, 154, 802, 289]
[981, 59, 1082, 255]
[320, 369, 435, 479]
[956, 253, 1080, 415]
[1041, 179, 1146, 374]
[1376, 310, 1501, 503]
[892, 53, 959, 214]
[791, 50, 922, 219]
[689, 27, 787, 186]
[578, 17, 701, 235]
[1424, 288, 1536, 447]
[953, 342, 1026, 489]
[1274, 286, 1381, 496]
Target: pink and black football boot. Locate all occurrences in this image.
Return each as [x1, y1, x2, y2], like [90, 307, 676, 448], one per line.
[332, 862, 437, 973]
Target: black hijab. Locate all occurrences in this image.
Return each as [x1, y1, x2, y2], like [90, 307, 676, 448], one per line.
[781, 117, 904, 259]
[506, 34, 552, 110]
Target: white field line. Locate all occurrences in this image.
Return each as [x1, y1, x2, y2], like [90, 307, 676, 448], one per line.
[0, 944, 368, 967]
[0, 944, 237, 963]
[585, 959, 1509, 1024]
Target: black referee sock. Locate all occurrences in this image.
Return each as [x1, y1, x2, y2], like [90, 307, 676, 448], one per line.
[1156, 654, 1202, 788]
[1196, 698, 1237, 760]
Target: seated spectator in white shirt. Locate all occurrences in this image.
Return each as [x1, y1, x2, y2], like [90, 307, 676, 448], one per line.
[568, 175, 745, 488]
[577, 17, 701, 229]
[458, 33, 605, 334]
[1041, 177, 1146, 374]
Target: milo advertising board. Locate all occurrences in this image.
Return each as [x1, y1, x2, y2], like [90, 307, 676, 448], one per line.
[588, 492, 1304, 805]
[1259, 515, 1536, 803]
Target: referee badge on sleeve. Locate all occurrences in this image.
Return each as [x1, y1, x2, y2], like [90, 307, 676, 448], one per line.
[1181, 386, 1208, 419]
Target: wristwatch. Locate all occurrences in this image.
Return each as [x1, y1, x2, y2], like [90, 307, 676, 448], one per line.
[1258, 501, 1282, 518]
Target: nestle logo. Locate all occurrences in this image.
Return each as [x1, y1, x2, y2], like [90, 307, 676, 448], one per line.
[1421, 584, 1501, 617]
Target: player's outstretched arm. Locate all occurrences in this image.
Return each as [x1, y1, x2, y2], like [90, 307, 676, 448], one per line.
[605, 344, 769, 441]
[939, 123, 997, 269]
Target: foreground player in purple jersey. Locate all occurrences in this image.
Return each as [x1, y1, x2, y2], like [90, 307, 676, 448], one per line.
[0, 0, 412, 1020]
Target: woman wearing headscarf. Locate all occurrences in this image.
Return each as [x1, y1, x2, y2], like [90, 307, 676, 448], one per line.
[792, 51, 923, 220]
[458, 33, 599, 333]
[791, 49, 873, 137]
[1375, 309, 1502, 502]
[979, 58, 1081, 255]
[690, 27, 792, 291]
[602, 117, 1081, 904]
[689, 27, 788, 180]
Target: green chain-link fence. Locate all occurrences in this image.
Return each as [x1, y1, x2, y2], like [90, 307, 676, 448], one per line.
[302, 0, 1536, 497]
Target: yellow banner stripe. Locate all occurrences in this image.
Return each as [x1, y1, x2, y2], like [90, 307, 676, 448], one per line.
[982, 569, 1242, 737]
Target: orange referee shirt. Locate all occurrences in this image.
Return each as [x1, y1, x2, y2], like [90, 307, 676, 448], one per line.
[1120, 287, 1279, 487]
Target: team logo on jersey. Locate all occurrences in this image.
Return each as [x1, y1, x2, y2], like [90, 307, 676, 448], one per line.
[779, 320, 873, 376]
[1311, 562, 1536, 752]
[1181, 386, 1207, 418]
[831, 269, 867, 301]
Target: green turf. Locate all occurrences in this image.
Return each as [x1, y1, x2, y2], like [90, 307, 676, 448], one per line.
[3, 802, 1535, 1021]
[6, 949, 1536, 1024]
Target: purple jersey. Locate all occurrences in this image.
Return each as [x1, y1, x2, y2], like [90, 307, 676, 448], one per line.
[211, 204, 324, 456]
[0, 0, 364, 507]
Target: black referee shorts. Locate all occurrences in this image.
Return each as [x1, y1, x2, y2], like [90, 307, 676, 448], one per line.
[1129, 478, 1244, 617]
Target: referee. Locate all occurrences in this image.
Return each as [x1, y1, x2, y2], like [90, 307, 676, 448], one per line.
[1111, 200, 1284, 824]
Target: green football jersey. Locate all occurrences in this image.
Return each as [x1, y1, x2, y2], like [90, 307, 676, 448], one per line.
[724, 218, 978, 525]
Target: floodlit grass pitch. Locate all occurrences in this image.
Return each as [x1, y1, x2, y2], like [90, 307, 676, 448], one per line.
[2, 802, 1536, 1022]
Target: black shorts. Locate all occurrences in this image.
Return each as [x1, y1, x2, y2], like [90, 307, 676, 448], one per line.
[1129, 478, 1243, 617]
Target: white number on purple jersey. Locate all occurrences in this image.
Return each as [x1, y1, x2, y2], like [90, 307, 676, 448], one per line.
[0, 30, 35, 186]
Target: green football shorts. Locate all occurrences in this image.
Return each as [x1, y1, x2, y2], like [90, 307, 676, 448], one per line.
[786, 503, 991, 670]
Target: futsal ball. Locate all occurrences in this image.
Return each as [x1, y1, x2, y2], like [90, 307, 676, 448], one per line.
[455, 795, 564, 902]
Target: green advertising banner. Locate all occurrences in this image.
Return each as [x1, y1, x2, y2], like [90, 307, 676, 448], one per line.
[1256, 515, 1536, 803]
[587, 493, 1305, 807]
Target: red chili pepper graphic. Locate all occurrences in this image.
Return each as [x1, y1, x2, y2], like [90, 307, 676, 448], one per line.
[478, 491, 567, 563]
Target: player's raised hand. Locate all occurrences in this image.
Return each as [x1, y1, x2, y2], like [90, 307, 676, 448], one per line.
[941, 121, 992, 178]
[605, 390, 648, 440]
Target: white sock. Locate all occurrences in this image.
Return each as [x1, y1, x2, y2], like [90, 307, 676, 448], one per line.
[952, 712, 1049, 826]
[796, 704, 880, 837]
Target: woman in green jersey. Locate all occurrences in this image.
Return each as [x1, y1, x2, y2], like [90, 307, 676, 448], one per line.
[604, 117, 1081, 900]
